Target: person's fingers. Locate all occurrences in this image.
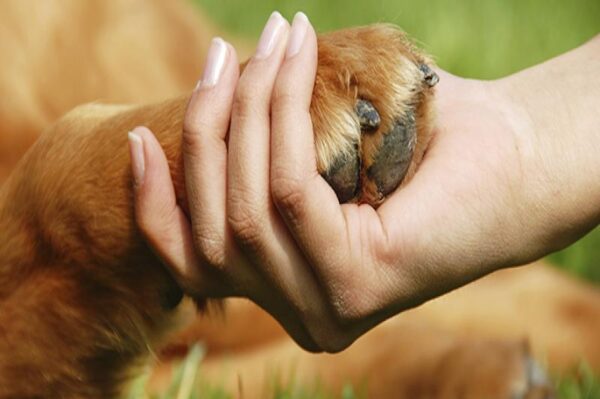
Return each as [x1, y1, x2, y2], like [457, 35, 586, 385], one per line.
[182, 38, 240, 270]
[223, 13, 369, 350]
[268, 13, 409, 327]
[128, 126, 226, 296]
[227, 12, 289, 253]
[179, 30, 324, 347]
[269, 14, 357, 298]
[225, 13, 333, 339]
[228, 14, 382, 352]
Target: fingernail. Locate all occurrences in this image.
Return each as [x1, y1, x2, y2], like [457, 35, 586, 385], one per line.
[286, 12, 309, 59]
[128, 130, 145, 187]
[254, 11, 286, 59]
[201, 37, 228, 88]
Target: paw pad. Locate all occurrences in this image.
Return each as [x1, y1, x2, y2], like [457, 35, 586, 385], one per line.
[366, 109, 416, 198]
[312, 26, 438, 207]
[322, 99, 421, 206]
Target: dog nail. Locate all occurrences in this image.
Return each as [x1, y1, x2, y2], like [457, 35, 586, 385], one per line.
[355, 99, 380, 131]
[419, 64, 439, 87]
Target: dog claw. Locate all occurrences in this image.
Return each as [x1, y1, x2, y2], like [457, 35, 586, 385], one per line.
[355, 99, 381, 131]
[419, 63, 439, 87]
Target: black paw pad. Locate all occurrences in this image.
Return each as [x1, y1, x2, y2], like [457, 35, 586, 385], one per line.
[367, 109, 416, 197]
[321, 147, 360, 203]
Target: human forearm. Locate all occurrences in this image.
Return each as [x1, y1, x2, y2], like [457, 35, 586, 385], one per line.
[498, 34, 600, 255]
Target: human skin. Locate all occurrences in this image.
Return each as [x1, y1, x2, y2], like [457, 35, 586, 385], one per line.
[131, 12, 600, 352]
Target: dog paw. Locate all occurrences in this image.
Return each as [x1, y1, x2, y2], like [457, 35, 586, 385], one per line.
[311, 25, 437, 206]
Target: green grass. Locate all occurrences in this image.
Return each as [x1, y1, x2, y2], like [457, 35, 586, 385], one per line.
[195, 0, 600, 80]
[556, 363, 600, 399]
[129, 344, 365, 399]
[131, 344, 600, 399]
[139, 1, 600, 397]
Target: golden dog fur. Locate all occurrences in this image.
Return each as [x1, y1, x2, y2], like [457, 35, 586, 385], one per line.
[0, 1, 599, 398]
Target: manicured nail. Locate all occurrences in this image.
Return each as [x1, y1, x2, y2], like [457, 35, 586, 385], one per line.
[286, 12, 309, 59]
[128, 130, 145, 187]
[201, 37, 228, 88]
[254, 11, 286, 59]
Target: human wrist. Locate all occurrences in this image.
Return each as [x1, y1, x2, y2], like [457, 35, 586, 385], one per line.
[495, 38, 600, 258]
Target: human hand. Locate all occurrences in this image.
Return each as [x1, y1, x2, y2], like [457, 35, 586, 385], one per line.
[130, 13, 600, 352]
[131, 12, 372, 351]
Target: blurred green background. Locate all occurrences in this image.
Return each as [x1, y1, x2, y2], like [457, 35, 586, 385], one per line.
[193, 0, 600, 282]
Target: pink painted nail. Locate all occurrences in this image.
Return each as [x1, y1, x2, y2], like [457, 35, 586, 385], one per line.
[254, 11, 286, 59]
[200, 37, 228, 88]
[286, 12, 309, 59]
[128, 130, 145, 187]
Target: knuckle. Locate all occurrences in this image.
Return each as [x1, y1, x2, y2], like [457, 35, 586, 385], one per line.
[181, 125, 207, 159]
[228, 211, 263, 248]
[181, 121, 216, 156]
[193, 229, 225, 268]
[232, 89, 251, 113]
[231, 98, 259, 126]
[227, 195, 265, 248]
[271, 86, 295, 110]
[270, 175, 304, 211]
[328, 281, 375, 323]
[199, 244, 224, 269]
[232, 81, 266, 119]
[183, 112, 214, 138]
[331, 300, 361, 324]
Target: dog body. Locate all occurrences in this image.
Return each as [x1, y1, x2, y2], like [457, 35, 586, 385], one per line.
[0, 1, 599, 398]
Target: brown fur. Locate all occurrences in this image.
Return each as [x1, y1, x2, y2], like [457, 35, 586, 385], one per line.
[0, 1, 598, 398]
